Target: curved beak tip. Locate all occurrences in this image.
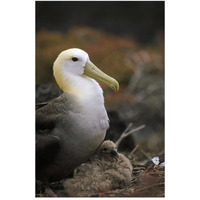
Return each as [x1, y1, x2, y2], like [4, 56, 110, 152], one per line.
[110, 82, 119, 92]
[111, 150, 119, 157]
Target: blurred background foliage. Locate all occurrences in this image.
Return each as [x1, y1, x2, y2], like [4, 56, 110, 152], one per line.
[36, 1, 164, 157]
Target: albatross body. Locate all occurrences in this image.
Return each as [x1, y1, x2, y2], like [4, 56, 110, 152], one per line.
[36, 48, 119, 183]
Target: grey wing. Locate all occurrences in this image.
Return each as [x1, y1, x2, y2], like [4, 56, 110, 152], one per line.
[36, 93, 76, 131]
[36, 132, 61, 166]
[36, 101, 49, 110]
[36, 93, 75, 166]
[36, 95, 67, 167]
[36, 98, 60, 131]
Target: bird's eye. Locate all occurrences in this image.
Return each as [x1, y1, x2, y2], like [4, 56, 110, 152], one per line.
[103, 148, 107, 151]
[72, 57, 78, 62]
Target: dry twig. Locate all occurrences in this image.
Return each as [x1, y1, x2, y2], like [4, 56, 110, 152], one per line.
[129, 144, 140, 157]
[115, 124, 146, 148]
[140, 148, 152, 160]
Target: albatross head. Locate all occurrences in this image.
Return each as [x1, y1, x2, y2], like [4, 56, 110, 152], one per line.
[53, 48, 119, 96]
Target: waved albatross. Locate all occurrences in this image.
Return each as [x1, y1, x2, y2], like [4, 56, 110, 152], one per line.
[36, 48, 119, 186]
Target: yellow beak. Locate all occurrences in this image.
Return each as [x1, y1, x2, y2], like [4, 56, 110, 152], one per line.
[83, 60, 119, 92]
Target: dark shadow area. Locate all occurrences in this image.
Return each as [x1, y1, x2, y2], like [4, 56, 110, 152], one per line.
[36, 1, 164, 44]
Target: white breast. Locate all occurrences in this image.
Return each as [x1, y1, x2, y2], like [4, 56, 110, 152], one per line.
[77, 77, 109, 132]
